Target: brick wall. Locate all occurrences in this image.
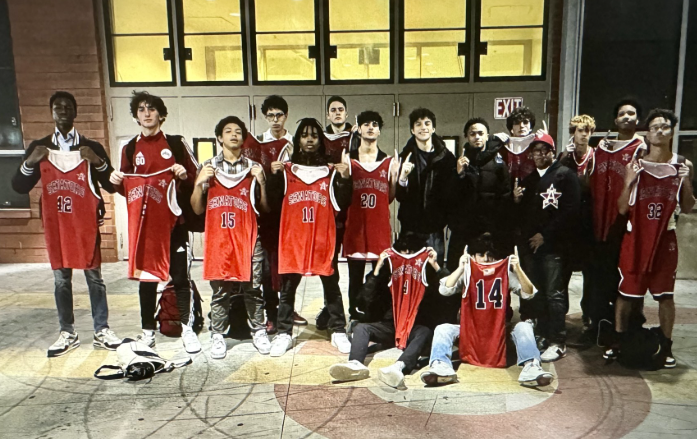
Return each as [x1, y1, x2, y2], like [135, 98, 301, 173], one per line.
[0, 0, 117, 263]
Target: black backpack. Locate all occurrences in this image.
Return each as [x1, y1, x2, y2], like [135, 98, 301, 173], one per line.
[617, 327, 668, 371]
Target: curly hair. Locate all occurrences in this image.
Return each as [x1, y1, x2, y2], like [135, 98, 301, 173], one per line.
[409, 108, 437, 129]
[506, 106, 536, 132]
[357, 110, 384, 130]
[464, 117, 490, 135]
[215, 116, 248, 142]
[568, 114, 596, 135]
[646, 108, 678, 130]
[129, 91, 168, 122]
[49, 91, 78, 115]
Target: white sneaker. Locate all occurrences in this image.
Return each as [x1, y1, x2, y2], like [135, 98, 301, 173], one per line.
[136, 330, 156, 348]
[518, 358, 554, 386]
[331, 332, 351, 354]
[93, 328, 122, 350]
[329, 360, 370, 382]
[540, 344, 567, 362]
[420, 360, 458, 386]
[181, 326, 201, 354]
[378, 361, 405, 388]
[210, 334, 226, 360]
[47, 331, 80, 357]
[253, 329, 271, 355]
[270, 334, 293, 357]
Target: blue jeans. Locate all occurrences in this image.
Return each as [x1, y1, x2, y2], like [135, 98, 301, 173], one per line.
[54, 267, 109, 333]
[429, 321, 540, 371]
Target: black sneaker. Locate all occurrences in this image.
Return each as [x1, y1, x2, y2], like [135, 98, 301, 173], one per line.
[664, 338, 676, 369]
[315, 308, 329, 330]
[47, 331, 80, 357]
[603, 347, 618, 361]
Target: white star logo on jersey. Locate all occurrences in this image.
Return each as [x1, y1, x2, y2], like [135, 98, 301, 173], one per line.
[415, 259, 423, 267]
[159, 179, 167, 188]
[319, 182, 328, 191]
[77, 173, 85, 181]
[379, 169, 388, 179]
[622, 153, 631, 162]
[269, 148, 276, 156]
[240, 188, 248, 197]
[540, 184, 562, 209]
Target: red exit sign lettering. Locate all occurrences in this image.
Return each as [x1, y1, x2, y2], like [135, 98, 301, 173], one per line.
[494, 97, 523, 119]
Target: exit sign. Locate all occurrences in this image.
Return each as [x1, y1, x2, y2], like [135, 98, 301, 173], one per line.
[494, 97, 523, 119]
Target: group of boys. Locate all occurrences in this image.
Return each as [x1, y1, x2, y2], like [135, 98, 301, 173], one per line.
[13, 90, 692, 390]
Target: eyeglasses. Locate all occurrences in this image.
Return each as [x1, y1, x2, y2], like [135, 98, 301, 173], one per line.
[265, 112, 286, 121]
[648, 124, 673, 133]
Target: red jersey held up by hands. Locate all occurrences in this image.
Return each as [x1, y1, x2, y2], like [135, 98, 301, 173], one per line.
[40, 151, 102, 270]
[240, 136, 291, 173]
[123, 169, 181, 282]
[203, 169, 259, 281]
[323, 132, 352, 164]
[343, 157, 393, 259]
[459, 257, 512, 368]
[590, 138, 645, 241]
[386, 247, 430, 350]
[500, 134, 536, 184]
[279, 163, 340, 276]
[618, 160, 682, 274]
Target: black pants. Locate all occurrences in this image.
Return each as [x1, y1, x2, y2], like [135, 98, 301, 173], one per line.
[347, 259, 377, 320]
[349, 321, 432, 372]
[587, 239, 621, 327]
[278, 260, 347, 335]
[520, 252, 570, 344]
[139, 224, 191, 330]
[262, 246, 279, 322]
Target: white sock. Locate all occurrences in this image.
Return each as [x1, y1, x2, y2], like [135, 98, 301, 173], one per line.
[143, 330, 155, 337]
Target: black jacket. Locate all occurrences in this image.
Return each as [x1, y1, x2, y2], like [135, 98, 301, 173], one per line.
[396, 135, 456, 234]
[357, 260, 449, 325]
[12, 134, 115, 219]
[516, 160, 581, 255]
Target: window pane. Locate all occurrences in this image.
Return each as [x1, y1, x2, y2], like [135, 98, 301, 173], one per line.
[404, 31, 465, 78]
[111, 0, 168, 34]
[680, 4, 697, 129]
[404, 0, 466, 29]
[329, 32, 390, 80]
[480, 0, 544, 27]
[255, 0, 315, 32]
[479, 28, 542, 77]
[113, 36, 172, 82]
[183, 0, 241, 33]
[329, 0, 389, 31]
[256, 33, 316, 81]
[184, 35, 244, 82]
[197, 141, 216, 163]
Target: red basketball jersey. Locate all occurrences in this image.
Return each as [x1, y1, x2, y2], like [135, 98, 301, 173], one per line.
[40, 151, 101, 270]
[618, 160, 682, 273]
[241, 136, 291, 173]
[459, 257, 511, 368]
[343, 157, 393, 259]
[386, 247, 429, 350]
[130, 132, 177, 174]
[573, 147, 596, 177]
[279, 163, 339, 276]
[500, 134, 536, 184]
[123, 169, 181, 282]
[203, 170, 259, 281]
[323, 132, 352, 164]
[590, 138, 645, 241]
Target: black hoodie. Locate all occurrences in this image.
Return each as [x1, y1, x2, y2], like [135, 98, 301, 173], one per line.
[396, 134, 456, 234]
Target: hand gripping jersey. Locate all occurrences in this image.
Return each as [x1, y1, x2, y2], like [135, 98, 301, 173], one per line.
[573, 147, 596, 177]
[279, 163, 340, 276]
[123, 169, 181, 282]
[203, 169, 259, 281]
[40, 151, 101, 270]
[590, 138, 645, 241]
[240, 136, 291, 173]
[323, 131, 352, 164]
[386, 248, 430, 350]
[618, 160, 682, 274]
[500, 134, 536, 184]
[343, 157, 393, 259]
[459, 257, 511, 368]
